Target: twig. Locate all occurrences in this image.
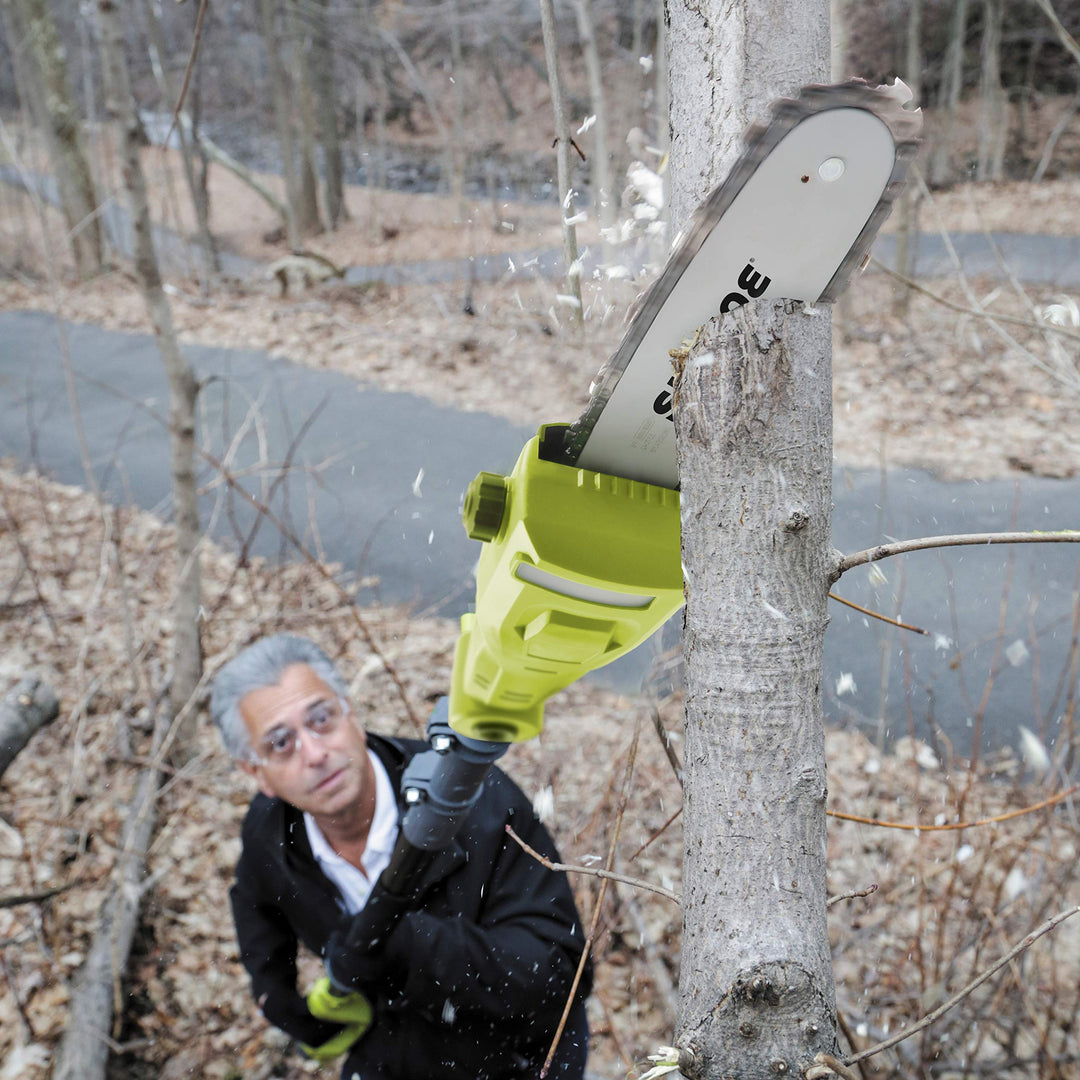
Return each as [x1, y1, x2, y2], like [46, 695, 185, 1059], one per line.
[845, 905, 1080, 1067]
[0, 949, 35, 1039]
[829, 592, 930, 635]
[828, 784, 1077, 831]
[505, 825, 680, 903]
[827, 883, 878, 908]
[0, 878, 82, 911]
[66, 369, 421, 732]
[807, 1053, 861, 1080]
[540, 718, 643, 1078]
[837, 530, 1080, 577]
[164, 0, 209, 148]
[628, 805, 683, 863]
[651, 705, 684, 785]
[870, 259, 1080, 344]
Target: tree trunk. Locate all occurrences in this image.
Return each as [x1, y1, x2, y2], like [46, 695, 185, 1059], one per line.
[309, 0, 347, 228]
[2, 0, 103, 275]
[0, 676, 59, 782]
[288, 0, 323, 235]
[539, 0, 583, 327]
[929, 0, 968, 186]
[97, 0, 202, 763]
[893, 0, 922, 315]
[574, 0, 616, 268]
[258, 0, 301, 247]
[668, 1, 838, 1075]
[977, 0, 1006, 181]
[448, 0, 468, 222]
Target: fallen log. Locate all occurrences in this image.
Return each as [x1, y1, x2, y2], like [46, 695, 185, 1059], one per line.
[0, 676, 59, 783]
[52, 704, 168, 1080]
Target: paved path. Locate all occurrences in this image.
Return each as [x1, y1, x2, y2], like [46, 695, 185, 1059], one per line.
[2, 309, 1078, 758]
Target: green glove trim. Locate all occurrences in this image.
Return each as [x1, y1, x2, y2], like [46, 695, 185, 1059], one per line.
[300, 1022, 368, 1062]
[300, 978, 372, 1060]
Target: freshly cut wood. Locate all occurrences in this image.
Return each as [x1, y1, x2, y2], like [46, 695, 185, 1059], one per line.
[0, 675, 59, 783]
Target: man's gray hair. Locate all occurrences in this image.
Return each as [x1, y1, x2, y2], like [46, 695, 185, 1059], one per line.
[210, 633, 349, 761]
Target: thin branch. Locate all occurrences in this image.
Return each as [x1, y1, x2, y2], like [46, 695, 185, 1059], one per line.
[651, 705, 684, 785]
[628, 805, 683, 863]
[829, 592, 930, 635]
[541, 719, 642, 1079]
[164, 0, 209, 147]
[827, 883, 879, 908]
[505, 824, 681, 904]
[0, 878, 82, 911]
[870, 258, 1080, 344]
[845, 905, 1080, 1067]
[828, 784, 1078, 832]
[807, 1053, 861, 1080]
[838, 530, 1080, 577]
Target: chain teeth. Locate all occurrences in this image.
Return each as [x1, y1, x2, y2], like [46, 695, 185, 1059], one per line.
[559, 79, 922, 466]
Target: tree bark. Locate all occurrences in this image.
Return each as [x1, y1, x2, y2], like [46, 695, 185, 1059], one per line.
[0, 676, 59, 783]
[258, 0, 301, 247]
[52, 707, 167, 1080]
[2, 0, 104, 275]
[97, 0, 202, 763]
[892, 0, 922, 315]
[668, 1, 838, 1075]
[308, 0, 347, 228]
[288, 0, 323, 236]
[539, 0, 583, 326]
[977, 0, 1006, 181]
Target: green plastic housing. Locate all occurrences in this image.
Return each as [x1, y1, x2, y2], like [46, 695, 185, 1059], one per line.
[449, 425, 683, 742]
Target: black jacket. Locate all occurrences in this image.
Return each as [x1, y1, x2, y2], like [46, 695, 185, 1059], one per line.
[230, 734, 591, 1079]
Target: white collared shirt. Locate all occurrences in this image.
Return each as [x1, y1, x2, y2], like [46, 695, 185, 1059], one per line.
[304, 749, 399, 914]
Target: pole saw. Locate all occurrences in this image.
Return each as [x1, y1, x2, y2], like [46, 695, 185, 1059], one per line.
[306, 78, 922, 1052]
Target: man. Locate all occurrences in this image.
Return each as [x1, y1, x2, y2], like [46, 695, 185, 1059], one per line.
[210, 633, 591, 1079]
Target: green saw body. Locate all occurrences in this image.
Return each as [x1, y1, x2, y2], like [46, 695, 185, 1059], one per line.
[449, 425, 683, 742]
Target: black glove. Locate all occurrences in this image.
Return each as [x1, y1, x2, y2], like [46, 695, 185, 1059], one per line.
[324, 882, 413, 993]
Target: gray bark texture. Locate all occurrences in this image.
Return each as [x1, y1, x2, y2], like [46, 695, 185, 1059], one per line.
[674, 303, 837, 1077]
[0, 676, 59, 783]
[667, 2, 838, 1075]
[977, 0, 1006, 181]
[98, 0, 202, 761]
[309, 0, 347, 227]
[2, 0, 103, 275]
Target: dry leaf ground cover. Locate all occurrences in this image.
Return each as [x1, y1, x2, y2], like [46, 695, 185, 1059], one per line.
[2, 114, 1080, 1077]
[1, 464, 1078, 1079]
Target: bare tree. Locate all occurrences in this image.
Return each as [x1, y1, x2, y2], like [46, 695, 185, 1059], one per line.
[97, 0, 202, 761]
[139, 0, 219, 278]
[258, 0, 302, 247]
[667, 0, 838, 1074]
[892, 0, 922, 316]
[308, 0, 348, 228]
[977, 0, 1007, 181]
[0, 0, 103, 275]
[574, 0, 616, 266]
[929, 0, 968, 186]
[539, 0, 583, 326]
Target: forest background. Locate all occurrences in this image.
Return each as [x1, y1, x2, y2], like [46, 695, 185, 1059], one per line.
[2, 1, 1080, 1078]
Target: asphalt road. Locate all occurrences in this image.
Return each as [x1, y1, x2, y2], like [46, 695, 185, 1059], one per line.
[1, 309, 1078, 760]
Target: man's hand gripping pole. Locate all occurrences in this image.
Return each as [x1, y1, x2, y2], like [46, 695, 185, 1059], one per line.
[450, 423, 684, 743]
